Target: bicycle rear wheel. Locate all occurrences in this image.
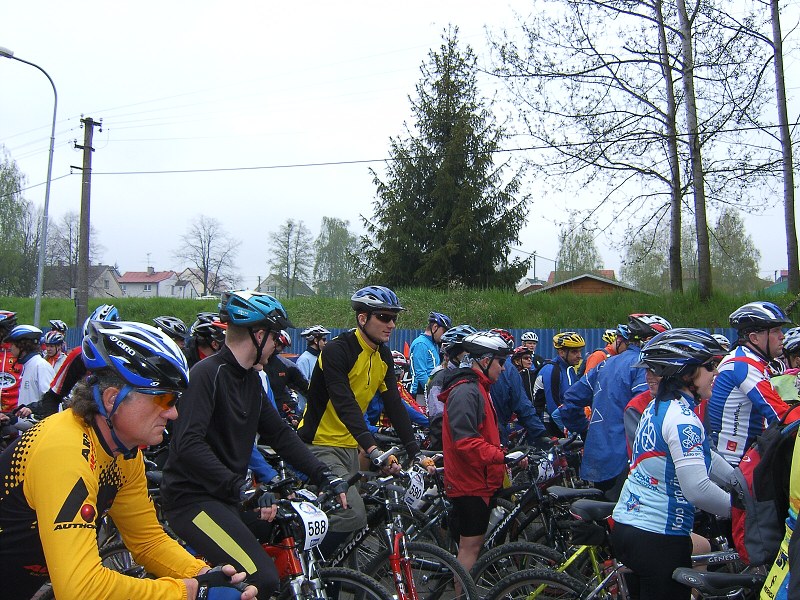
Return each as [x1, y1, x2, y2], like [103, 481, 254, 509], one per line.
[364, 539, 479, 600]
[471, 541, 580, 594]
[484, 568, 584, 600]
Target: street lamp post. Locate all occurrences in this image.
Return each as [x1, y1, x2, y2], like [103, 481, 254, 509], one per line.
[0, 46, 57, 328]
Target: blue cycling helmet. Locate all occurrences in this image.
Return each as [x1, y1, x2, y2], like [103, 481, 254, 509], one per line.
[615, 324, 630, 340]
[43, 330, 65, 346]
[83, 304, 120, 336]
[219, 290, 292, 330]
[429, 311, 452, 329]
[440, 324, 477, 356]
[82, 320, 190, 390]
[351, 286, 405, 313]
[729, 301, 791, 332]
[7, 324, 43, 343]
[636, 328, 726, 380]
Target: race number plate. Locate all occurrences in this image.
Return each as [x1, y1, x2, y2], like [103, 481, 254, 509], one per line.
[403, 470, 426, 510]
[291, 501, 328, 550]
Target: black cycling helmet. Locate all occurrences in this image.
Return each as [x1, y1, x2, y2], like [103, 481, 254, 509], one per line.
[636, 328, 726, 381]
[729, 301, 791, 332]
[190, 312, 226, 344]
[0, 310, 18, 335]
[351, 286, 405, 313]
[627, 313, 672, 340]
[153, 315, 188, 340]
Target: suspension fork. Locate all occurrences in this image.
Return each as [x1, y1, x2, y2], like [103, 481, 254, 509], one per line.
[389, 529, 418, 600]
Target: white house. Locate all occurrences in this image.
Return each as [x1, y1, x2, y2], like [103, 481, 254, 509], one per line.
[118, 268, 180, 297]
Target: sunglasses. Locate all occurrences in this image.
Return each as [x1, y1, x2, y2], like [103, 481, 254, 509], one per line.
[373, 312, 399, 324]
[700, 361, 719, 373]
[135, 388, 182, 410]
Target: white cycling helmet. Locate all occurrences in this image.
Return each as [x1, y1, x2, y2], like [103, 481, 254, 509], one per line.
[521, 331, 539, 343]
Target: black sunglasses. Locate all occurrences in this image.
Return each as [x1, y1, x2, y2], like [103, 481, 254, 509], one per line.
[701, 360, 719, 372]
[373, 312, 399, 324]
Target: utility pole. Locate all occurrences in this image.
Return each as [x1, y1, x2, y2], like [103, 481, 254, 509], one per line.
[74, 117, 101, 327]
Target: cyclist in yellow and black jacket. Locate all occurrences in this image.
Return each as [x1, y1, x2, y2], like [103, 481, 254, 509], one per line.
[297, 286, 420, 550]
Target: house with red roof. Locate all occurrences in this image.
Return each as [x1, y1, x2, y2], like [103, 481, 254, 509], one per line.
[118, 267, 181, 297]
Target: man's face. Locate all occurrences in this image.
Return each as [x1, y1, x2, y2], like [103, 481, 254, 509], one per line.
[431, 323, 448, 344]
[485, 355, 505, 382]
[523, 340, 537, 352]
[111, 387, 179, 448]
[257, 329, 279, 366]
[558, 347, 583, 366]
[9, 343, 20, 358]
[749, 326, 784, 359]
[361, 311, 398, 345]
[316, 337, 328, 350]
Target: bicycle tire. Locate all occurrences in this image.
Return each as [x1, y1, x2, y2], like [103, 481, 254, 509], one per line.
[484, 568, 585, 600]
[315, 566, 395, 600]
[471, 541, 581, 592]
[364, 539, 479, 600]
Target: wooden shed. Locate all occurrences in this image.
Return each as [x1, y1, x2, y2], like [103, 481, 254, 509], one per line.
[528, 273, 645, 295]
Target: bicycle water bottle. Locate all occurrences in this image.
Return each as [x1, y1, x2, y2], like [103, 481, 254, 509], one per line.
[487, 506, 505, 532]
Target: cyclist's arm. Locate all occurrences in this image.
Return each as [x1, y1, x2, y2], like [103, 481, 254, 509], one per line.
[559, 369, 594, 434]
[364, 394, 382, 433]
[30, 440, 204, 599]
[248, 444, 279, 483]
[409, 343, 433, 394]
[665, 411, 730, 517]
[378, 353, 420, 456]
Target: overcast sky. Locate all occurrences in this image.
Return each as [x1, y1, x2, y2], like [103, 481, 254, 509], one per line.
[2, 1, 798, 290]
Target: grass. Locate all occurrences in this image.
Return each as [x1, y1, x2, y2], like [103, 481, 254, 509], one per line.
[1, 288, 797, 329]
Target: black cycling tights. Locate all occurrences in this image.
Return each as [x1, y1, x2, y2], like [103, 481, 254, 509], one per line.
[166, 500, 280, 596]
[610, 521, 692, 600]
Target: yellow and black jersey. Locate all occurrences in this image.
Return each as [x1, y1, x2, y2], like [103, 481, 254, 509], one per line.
[297, 328, 418, 454]
[0, 409, 207, 600]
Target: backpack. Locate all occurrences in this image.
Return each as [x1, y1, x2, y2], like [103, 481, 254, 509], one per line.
[730, 402, 800, 566]
[531, 360, 560, 415]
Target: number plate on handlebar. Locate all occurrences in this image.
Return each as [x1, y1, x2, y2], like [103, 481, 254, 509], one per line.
[290, 501, 329, 550]
[403, 470, 426, 510]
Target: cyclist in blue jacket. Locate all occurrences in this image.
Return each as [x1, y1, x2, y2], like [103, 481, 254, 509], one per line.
[561, 313, 671, 500]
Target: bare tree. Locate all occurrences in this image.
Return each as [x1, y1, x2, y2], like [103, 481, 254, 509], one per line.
[268, 219, 314, 298]
[46, 211, 104, 287]
[175, 215, 240, 295]
[491, 0, 771, 298]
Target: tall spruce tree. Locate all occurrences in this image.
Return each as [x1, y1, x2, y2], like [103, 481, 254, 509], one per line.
[364, 28, 529, 289]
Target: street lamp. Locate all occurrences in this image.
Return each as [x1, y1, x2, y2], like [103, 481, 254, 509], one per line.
[0, 46, 57, 328]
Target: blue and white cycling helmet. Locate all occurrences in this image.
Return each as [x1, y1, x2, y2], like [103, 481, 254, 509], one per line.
[82, 320, 189, 390]
[615, 324, 630, 341]
[82, 320, 189, 457]
[462, 331, 513, 360]
[43, 330, 65, 346]
[49, 319, 68, 333]
[521, 331, 539, 343]
[729, 301, 791, 332]
[782, 327, 800, 356]
[429, 311, 452, 329]
[7, 324, 43, 343]
[219, 290, 292, 330]
[440, 324, 477, 356]
[351, 286, 405, 313]
[83, 304, 120, 336]
[636, 328, 726, 379]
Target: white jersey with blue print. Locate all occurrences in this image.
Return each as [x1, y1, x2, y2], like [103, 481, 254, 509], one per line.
[613, 394, 712, 536]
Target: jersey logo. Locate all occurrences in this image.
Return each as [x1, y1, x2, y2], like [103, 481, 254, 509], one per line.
[590, 408, 604, 424]
[53, 478, 96, 530]
[678, 424, 703, 456]
[726, 440, 738, 452]
[23, 564, 49, 576]
[0, 372, 17, 389]
[625, 493, 641, 512]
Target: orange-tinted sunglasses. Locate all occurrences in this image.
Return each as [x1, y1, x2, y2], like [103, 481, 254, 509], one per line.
[135, 388, 182, 410]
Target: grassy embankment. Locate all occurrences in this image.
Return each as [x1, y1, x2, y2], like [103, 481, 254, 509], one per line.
[2, 288, 797, 329]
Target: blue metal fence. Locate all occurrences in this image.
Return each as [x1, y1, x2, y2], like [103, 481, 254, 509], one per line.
[63, 326, 740, 358]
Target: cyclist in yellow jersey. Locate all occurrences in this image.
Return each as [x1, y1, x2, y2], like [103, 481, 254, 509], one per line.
[297, 286, 422, 553]
[0, 320, 256, 600]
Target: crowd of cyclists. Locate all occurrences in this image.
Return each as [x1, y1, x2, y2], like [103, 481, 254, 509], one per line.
[0, 289, 798, 599]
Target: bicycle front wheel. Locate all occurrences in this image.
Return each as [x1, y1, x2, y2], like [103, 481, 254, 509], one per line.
[484, 568, 584, 600]
[365, 539, 479, 600]
[316, 566, 395, 600]
[471, 541, 579, 594]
